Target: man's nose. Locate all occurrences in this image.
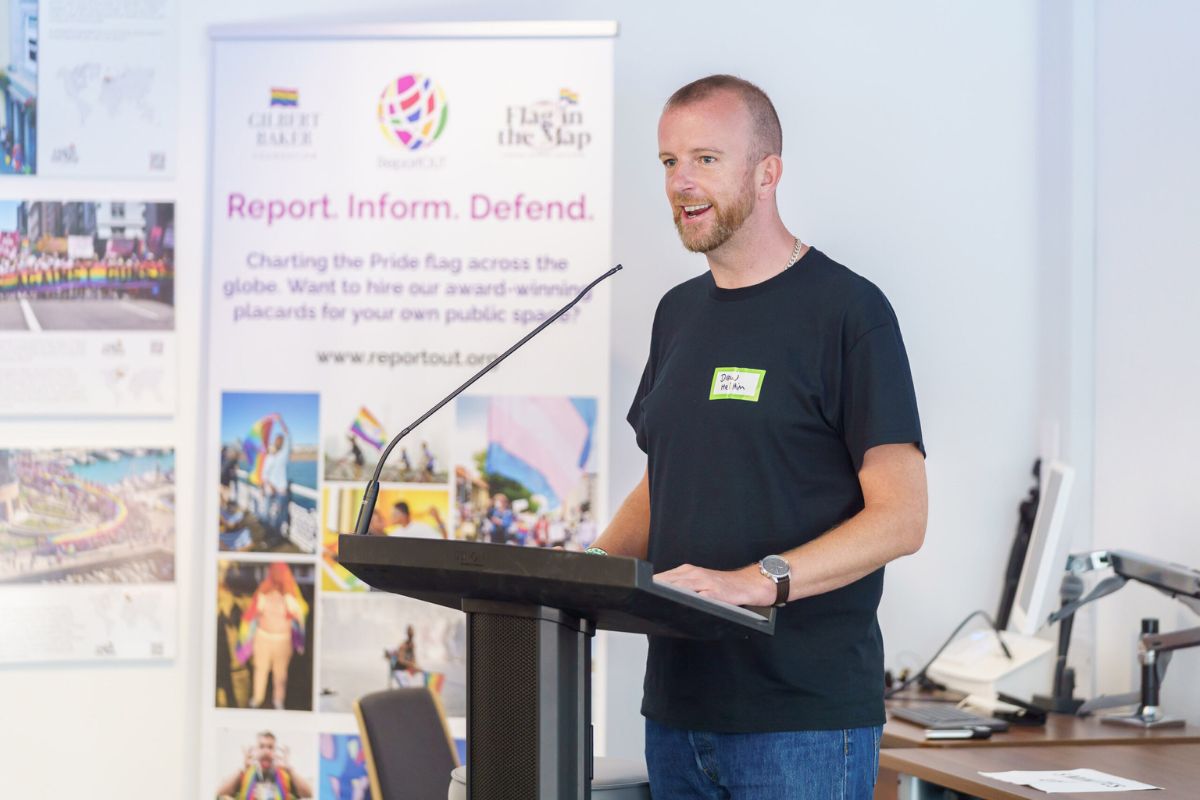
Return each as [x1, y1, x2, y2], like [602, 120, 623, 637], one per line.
[668, 166, 695, 198]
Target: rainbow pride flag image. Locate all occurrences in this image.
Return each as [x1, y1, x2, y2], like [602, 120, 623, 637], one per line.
[424, 671, 446, 694]
[349, 406, 386, 451]
[0, 448, 175, 586]
[270, 87, 299, 107]
[235, 562, 310, 664]
[0, 259, 173, 298]
[241, 412, 285, 486]
[559, 88, 580, 105]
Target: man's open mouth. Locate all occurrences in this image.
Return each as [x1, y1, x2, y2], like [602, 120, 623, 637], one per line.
[681, 203, 712, 220]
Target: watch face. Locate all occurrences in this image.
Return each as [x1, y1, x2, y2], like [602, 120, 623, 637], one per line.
[761, 555, 789, 578]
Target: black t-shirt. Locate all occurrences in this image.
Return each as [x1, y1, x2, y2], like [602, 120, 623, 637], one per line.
[627, 247, 924, 733]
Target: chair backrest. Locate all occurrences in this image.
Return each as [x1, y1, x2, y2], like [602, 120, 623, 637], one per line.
[354, 687, 460, 800]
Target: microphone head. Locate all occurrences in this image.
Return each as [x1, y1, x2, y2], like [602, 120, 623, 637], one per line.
[1060, 573, 1085, 603]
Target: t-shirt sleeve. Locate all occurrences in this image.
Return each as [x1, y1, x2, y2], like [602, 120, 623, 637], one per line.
[840, 286, 925, 471]
[626, 353, 653, 454]
[627, 303, 663, 455]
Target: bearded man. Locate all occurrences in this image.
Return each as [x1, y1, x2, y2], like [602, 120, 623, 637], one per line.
[589, 75, 928, 799]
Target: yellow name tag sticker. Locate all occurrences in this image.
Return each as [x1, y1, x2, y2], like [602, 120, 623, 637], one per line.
[709, 368, 765, 401]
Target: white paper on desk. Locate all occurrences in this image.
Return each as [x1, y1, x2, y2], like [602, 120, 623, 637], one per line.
[980, 768, 1160, 793]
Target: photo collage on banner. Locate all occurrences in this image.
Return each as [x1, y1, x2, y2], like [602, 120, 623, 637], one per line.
[204, 24, 614, 798]
[0, 1, 179, 665]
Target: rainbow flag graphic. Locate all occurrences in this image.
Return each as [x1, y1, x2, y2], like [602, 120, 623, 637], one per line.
[559, 88, 580, 105]
[235, 765, 293, 800]
[236, 563, 309, 664]
[425, 671, 446, 694]
[242, 412, 283, 486]
[349, 406, 386, 451]
[270, 87, 299, 107]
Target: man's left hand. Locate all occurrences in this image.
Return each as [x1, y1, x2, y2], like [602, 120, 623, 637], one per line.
[655, 563, 775, 607]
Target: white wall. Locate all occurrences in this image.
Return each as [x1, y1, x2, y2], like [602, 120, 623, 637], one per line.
[1092, 0, 1200, 722]
[1032, 0, 1099, 695]
[1, 2, 1066, 795]
[596, 0, 1047, 756]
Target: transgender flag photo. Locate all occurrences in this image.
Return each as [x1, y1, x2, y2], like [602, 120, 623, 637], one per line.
[454, 396, 598, 550]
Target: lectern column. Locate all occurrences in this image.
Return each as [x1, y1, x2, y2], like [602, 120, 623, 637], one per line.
[464, 600, 594, 800]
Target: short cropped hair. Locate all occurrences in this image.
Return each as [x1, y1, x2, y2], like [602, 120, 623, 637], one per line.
[393, 501, 410, 516]
[664, 75, 782, 161]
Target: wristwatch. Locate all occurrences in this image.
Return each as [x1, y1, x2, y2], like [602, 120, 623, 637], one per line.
[758, 555, 791, 607]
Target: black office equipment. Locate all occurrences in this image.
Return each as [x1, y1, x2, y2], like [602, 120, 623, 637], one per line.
[1033, 573, 1086, 714]
[996, 458, 1041, 630]
[890, 703, 1010, 732]
[339, 536, 775, 800]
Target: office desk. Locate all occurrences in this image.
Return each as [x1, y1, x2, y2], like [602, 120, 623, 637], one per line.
[880, 742, 1200, 799]
[874, 702, 1200, 799]
[883, 706, 1200, 749]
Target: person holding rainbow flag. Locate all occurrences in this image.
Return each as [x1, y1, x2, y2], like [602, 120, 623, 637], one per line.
[236, 563, 308, 710]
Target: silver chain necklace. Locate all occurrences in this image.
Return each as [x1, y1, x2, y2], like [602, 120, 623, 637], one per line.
[785, 237, 803, 269]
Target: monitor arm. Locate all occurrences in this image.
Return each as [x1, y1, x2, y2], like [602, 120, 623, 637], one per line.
[1142, 624, 1200, 657]
[1060, 550, 1200, 618]
[1054, 551, 1200, 726]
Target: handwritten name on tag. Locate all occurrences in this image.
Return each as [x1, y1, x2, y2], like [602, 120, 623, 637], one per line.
[709, 367, 765, 401]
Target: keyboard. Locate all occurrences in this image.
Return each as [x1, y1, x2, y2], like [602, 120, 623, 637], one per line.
[889, 704, 1010, 731]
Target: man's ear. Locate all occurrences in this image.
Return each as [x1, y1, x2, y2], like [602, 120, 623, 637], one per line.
[756, 154, 783, 198]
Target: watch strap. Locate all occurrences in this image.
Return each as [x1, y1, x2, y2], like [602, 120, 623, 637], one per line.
[774, 574, 789, 607]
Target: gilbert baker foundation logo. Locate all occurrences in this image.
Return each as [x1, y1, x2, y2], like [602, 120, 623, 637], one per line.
[377, 74, 448, 151]
[248, 85, 319, 156]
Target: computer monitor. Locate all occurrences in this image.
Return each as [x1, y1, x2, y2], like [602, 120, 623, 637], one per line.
[1006, 462, 1075, 637]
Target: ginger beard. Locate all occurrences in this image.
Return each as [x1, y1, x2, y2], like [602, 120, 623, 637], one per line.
[672, 167, 757, 253]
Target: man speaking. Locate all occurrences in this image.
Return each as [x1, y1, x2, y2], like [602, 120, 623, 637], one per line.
[589, 75, 927, 798]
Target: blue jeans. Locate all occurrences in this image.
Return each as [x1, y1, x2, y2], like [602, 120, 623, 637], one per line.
[645, 718, 881, 799]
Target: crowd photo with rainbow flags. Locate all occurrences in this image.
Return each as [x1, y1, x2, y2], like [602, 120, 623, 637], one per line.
[0, 448, 175, 586]
[0, 200, 175, 332]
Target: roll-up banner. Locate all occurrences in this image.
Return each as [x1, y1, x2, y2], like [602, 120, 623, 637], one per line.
[203, 21, 615, 794]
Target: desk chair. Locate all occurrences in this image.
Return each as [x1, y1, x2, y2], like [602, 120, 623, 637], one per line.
[354, 687, 460, 800]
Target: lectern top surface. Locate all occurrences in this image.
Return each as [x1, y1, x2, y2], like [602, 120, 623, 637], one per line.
[338, 535, 775, 640]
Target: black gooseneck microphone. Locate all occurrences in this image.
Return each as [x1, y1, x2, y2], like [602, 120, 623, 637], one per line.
[352, 264, 623, 536]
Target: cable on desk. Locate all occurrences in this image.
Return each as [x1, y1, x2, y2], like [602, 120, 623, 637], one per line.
[884, 609, 1007, 700]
